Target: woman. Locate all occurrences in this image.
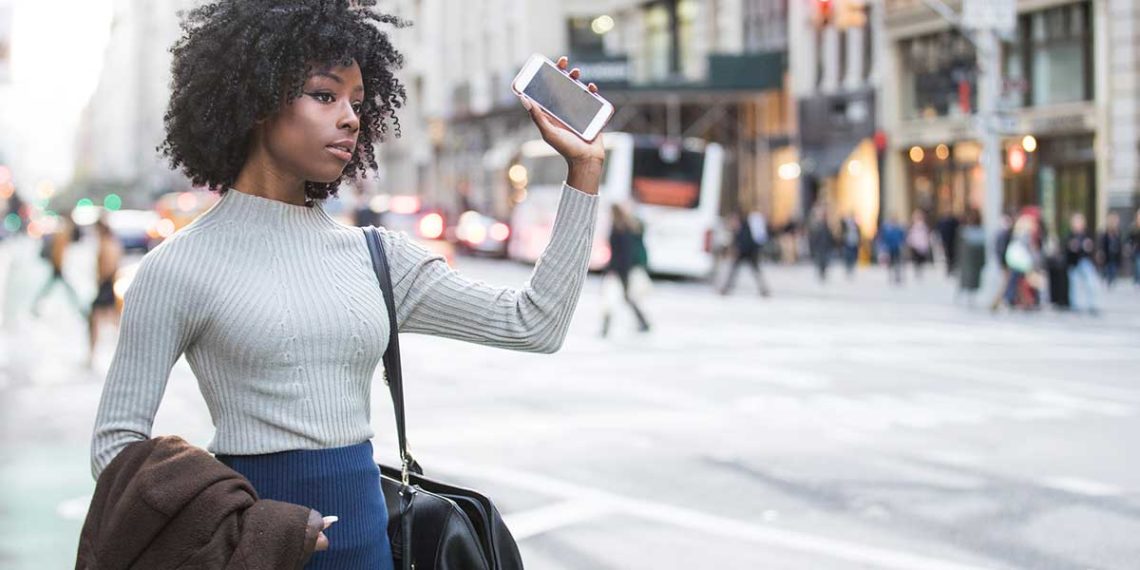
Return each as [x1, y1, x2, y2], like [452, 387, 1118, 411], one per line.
[89, 1, 604, 567]
[1130, 210, 1140, 288]
[86, 218, 123, 369]
[956, 209, 985, 303]
[906, 209, 932, 279]
[601, 202, 651, 336]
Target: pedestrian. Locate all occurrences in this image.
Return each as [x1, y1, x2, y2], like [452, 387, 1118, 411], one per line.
[876, 215, 906, 285]
[602, 203, 651, 335]
[906, 209, 932, 280]
[89, 3, 605, 567]
[1065, 212, 1101, 314]
[988, 212, 1015, 310]
[956, 209, 985, 303]
[779, 218, 800, 263]
[839, 212, 860, 278]
[1098, 212, 1123, 288]
[719, 209, 771, 296]
[1130, 210, 1140, 288]
[937, 212, 961, 276]
[1000, 214, 1042, 310]
[87, 218, 123, 369]
[30, 217, 86, 319]
[808, 204, 835, 282]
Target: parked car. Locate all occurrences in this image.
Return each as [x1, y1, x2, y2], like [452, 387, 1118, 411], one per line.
[454, 210, 510, 258]
[374, 194, 455, 265]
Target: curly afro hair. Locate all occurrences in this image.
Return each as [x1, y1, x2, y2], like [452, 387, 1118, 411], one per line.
[159, 0, 408, 202]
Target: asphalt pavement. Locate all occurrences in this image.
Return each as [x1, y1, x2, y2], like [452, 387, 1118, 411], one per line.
[1, 234, 1138, 569]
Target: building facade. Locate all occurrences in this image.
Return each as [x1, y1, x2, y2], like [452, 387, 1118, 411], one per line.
[75, 0, 199, 207]
[882, 0, 1139, 236]
[788, 0, 884, 239]
[379, 0, 792, 221]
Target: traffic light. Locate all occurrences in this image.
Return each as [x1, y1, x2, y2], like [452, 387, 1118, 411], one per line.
[812, 0, 833, 27]
[835, 0, 868, 29]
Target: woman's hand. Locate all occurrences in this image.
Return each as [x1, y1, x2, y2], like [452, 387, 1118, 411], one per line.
[520, 56, 606, 194]
[305, 512, 337, 556]
[316, 516, 336, 551]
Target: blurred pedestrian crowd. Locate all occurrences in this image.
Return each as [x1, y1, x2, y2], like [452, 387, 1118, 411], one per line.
[708, 202, 1140, 314]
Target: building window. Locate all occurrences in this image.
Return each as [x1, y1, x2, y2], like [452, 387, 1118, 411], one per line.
[902, 32, 976, 119]
[1028, 2, 1091, 106]
[1002, 2, 1092, 110]
[568, 16, 606, 59]
[744, 0, 788, 53]
[644, 4, 672, 82]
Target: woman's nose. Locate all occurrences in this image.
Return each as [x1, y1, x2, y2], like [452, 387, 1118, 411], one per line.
[339, 104, 359, 132]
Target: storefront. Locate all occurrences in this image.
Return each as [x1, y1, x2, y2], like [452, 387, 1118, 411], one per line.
[901, 129, 1095, 235]
[797, 88, 881, 237]
[890, 1, 1099, 234]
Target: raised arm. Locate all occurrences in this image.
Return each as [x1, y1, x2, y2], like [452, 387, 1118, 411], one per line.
[90, 243, 200, 479]
[375, 54, 607, 352]
[379, 182, 597, 353]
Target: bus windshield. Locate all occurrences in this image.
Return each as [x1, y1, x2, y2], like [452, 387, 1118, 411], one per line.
[520, 149, 614, 188]
[631, 146, 705, 209]
[519, 155, 567, 187]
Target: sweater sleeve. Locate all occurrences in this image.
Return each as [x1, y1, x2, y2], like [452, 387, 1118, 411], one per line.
[379, 183, 598, 353]
[90, 242, 201, 479]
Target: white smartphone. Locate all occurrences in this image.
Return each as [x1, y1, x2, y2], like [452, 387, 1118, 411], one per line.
[511, 53, 615, 142]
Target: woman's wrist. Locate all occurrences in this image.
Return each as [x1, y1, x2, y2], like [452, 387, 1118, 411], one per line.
[565, 157, 604, 195]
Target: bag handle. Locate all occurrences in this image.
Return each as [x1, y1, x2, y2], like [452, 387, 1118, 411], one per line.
[363, 227, 421, 483]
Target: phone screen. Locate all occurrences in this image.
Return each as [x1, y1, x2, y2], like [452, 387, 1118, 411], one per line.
[523, 63, 604, 134]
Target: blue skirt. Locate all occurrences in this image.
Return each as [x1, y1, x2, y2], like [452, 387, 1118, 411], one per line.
[217, 441, 394, 569]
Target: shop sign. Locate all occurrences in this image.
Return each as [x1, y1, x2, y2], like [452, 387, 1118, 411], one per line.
[991, 112, 1091, 136]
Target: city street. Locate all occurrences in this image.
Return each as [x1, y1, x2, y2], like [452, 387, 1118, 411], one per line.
[1, 235, 1138, 569]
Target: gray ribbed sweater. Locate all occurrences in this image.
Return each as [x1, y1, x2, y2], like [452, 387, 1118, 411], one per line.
[91, 184, 597, 479]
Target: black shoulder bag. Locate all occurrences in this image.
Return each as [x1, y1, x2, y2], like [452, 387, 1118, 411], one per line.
[364, 227, 525, 570]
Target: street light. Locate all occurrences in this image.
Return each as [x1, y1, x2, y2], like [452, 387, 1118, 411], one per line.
[590, 15, 614, 35]
[778, 162, 802, 180]
[909, 146, 925, 163]
[1021, 135, 1037, 153]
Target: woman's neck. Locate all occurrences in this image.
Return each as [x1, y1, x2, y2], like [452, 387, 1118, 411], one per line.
[233, 145, 308, 206]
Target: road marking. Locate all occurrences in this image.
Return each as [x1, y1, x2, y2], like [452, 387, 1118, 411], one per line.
[1041, 477, 1123, 498]
[504, 500, 614, 540]
[427, 458, 996, 570]
[914, 361, 1140, 406]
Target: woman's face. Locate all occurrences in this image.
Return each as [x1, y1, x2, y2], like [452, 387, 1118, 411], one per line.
[260, 61, 364, 184]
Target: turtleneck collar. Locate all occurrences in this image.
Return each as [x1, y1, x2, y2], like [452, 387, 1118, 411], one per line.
[199, 187, 343, 231]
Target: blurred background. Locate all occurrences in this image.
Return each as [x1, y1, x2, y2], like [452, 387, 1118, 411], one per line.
[1, 0, 1139, 568]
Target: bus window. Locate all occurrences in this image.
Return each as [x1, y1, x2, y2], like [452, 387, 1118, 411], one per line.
[520, 150, 614, 188]
[519, 155, 567, 187]
[631, 147, 704, 209]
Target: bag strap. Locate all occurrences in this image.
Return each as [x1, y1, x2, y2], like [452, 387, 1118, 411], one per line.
[363, 227, 421, 482]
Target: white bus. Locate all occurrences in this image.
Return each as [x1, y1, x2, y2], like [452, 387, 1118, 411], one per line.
[507, 132, 723, 278]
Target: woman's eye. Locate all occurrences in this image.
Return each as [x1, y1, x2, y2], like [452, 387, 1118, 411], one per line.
[310, 92, 334, 103]
[352, 102, 363, 114]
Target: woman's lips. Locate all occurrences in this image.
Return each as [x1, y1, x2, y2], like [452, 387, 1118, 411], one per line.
[325, 146, 353, 161]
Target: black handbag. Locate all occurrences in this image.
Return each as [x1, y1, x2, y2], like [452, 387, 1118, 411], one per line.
[364, 227, 525, 570]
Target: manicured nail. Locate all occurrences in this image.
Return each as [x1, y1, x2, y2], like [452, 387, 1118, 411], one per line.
[323, 516, 338, 525]
[520, 95, 533, 111]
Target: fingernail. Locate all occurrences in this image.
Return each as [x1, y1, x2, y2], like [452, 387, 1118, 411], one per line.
[323, 516, 338, 525]
[520, 96, 533, 111]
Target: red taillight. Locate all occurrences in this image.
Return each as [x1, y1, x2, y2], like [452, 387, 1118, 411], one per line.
[703, 229, 713, 253]
[419, 213, 444, 240]
[489, 222, 510, 242]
